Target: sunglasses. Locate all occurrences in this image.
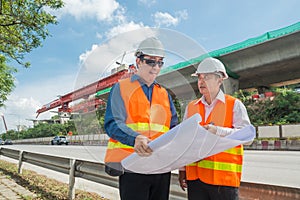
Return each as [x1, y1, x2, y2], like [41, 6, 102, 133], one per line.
[141, 58, 164, 68]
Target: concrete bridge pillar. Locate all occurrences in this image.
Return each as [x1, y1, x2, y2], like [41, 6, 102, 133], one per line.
[223, 77, 239, 95]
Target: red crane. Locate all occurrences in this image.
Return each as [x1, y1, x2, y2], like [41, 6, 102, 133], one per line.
[71, 98, 104, 113]
[36, 64, 137, 118]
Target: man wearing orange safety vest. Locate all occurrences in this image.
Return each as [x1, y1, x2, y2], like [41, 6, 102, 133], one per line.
[178, 57, 252, 200]
[104, 37, 178, 200]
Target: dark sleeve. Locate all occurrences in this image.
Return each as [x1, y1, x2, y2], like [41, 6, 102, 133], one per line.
[168, 93, 179, 129]
[104, 83, 139, 146]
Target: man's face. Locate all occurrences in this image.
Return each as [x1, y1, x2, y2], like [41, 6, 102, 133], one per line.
[197, 73, 222, 96]
[136, 55, 164, 86]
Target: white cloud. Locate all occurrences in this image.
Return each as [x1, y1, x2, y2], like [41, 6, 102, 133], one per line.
[94, 7, 131, 40]
[153, 10, 188, 27]
[0, 74, 76, 133]
[0, 95, 45, 133]
[79, 22, 149, 76]
[105, 21, 146, 39]
[96, 32, 103, 39]
[176, 9, 188, 20]
[153, 12, 178, 27]
[138, 0, 156, 6]
[76, 25, 158, 87]
[50, 0, 123, 22]
[114, 5, 127, 23]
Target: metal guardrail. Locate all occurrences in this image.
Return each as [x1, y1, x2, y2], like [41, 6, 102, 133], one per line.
[1, 147, 299, 200]
[0, 147, 186, 200]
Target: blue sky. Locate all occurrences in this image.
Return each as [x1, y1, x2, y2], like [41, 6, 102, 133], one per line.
[1, 0, 300, 133]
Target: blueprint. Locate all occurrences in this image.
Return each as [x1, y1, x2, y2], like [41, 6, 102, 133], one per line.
[121, 113, 256, 174]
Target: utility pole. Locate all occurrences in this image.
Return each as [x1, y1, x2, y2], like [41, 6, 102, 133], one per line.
[1, 114, 8, 133]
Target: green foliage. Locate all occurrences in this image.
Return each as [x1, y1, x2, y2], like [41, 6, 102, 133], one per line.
[0, 0, 63, 108]
[0, 55, 16, 107]
[0, 113, 101, 139]
[64, 120, 77, 135]
[1, 129, 15, 140]
[173, 98, 183, 122]
[73, 112, 103, 135]
[96, 106, 106, 133]
[32, 123, 66, 137]
[234, 88, 300, 126]
[1, 122, 72, 140]
[0, 0, 64, 67]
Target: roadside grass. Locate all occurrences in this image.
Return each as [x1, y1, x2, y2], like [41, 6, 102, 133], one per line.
[0, 159, 109, 200]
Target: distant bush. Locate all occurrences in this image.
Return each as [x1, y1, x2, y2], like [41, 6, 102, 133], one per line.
[234, 88, 300, 126]
[1, 120, 76, 140]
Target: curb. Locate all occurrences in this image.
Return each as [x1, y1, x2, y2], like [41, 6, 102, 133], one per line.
[0, 175, 36, 199]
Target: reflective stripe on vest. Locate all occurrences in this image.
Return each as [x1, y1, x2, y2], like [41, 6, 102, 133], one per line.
[198, 160, 242, 173]
[185, 94, 243, 187]
[104, 78, 171, 164]
[127, 122, 170, 133]
[106, 139, 134, 163]
[107, 139, 132, 149]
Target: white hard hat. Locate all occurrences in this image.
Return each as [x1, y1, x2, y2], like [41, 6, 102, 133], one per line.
[135, 37, 165, 58]
[192, 57, 228, 79]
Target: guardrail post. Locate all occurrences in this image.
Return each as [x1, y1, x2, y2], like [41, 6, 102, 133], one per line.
[68, 159, 76, 200]
[18, 151, 24, 174]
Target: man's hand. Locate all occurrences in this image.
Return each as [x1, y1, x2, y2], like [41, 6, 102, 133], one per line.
[178, 170, 187, 191]
[134, 135, 153, 156]
[203, 124, 217, 134]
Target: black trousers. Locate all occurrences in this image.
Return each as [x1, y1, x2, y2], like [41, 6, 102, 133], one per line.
[187, 179, 239, 200]
[119, 172, 171, 200]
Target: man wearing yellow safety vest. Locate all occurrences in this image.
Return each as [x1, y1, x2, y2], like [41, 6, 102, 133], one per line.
[178, 57, 252, 200]
[104, 37, 178, 200]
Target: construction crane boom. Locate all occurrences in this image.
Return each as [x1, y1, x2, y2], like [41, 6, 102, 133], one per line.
[36, 64, 136, 118]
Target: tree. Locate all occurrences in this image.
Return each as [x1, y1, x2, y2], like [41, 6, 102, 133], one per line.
[0, 55, 16, 107]
[0, 0, 64, 107]
[0, 0, 64, 67]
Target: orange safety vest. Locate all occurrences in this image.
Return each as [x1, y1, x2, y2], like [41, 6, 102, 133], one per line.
[186, 95, 243, 187]
[104, 78, 172, 164]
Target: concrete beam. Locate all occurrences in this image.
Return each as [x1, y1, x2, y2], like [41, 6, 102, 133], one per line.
[220, 31, 300, 89]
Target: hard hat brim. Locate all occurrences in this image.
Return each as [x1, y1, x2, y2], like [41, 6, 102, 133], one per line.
[190, 72, 229, 79]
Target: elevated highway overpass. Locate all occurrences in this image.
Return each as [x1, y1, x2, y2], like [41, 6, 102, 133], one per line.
[155, 22, 300, 100]
[219, 28, 300, 89]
